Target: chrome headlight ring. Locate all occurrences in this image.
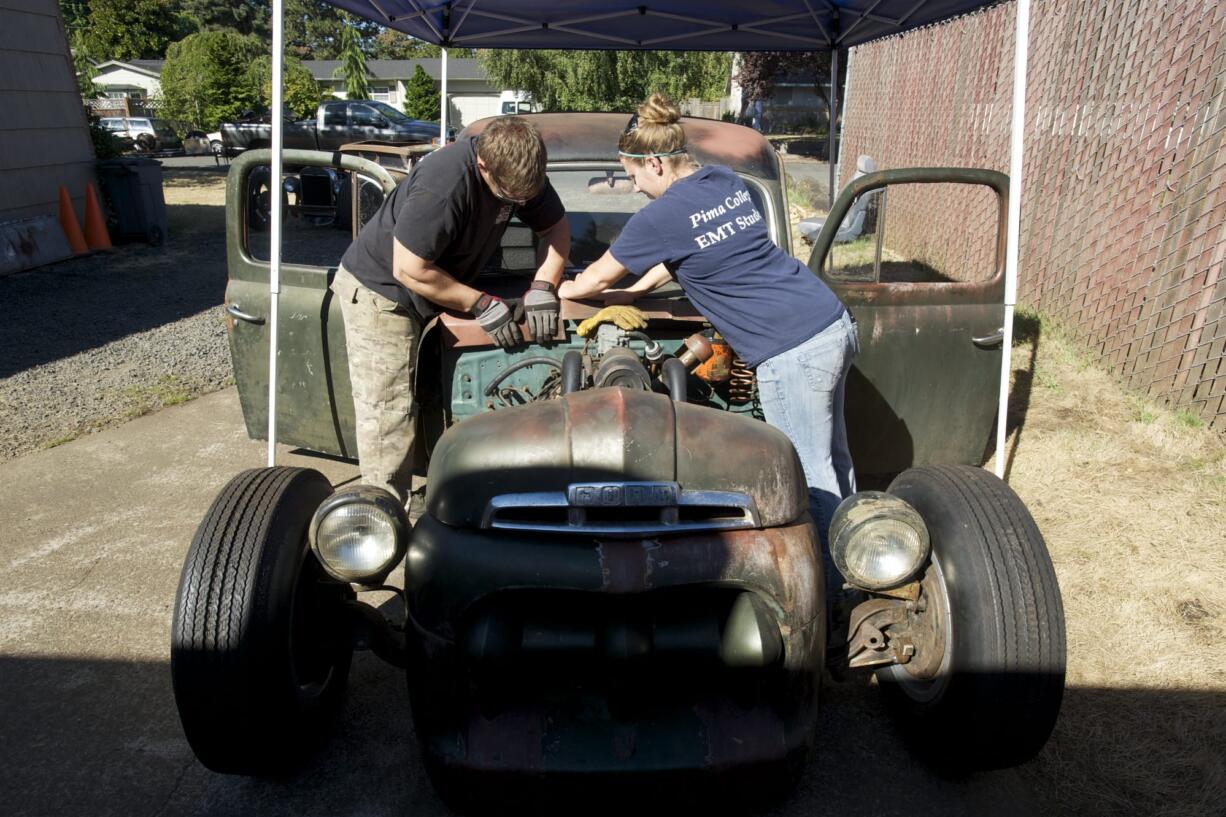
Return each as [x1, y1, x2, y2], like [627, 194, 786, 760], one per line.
[308, 485, 409, 585]
[829, 491, 931, 591]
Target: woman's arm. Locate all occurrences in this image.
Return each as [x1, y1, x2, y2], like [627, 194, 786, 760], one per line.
[558, 250, 627, 300]
[599, 263, 673, 304]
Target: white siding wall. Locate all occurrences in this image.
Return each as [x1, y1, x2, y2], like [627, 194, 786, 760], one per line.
[0, 0, 96, 223]
[92, 67, 161, 97]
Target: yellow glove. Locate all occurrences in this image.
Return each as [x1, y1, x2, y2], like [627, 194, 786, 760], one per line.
[576, 305, 648, 337]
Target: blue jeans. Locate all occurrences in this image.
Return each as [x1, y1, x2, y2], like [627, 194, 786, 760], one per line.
[756, 310, 859, 549]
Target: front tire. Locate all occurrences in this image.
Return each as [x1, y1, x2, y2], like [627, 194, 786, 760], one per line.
[880, 465, 1065, 770]
[171, 467, 354, 775]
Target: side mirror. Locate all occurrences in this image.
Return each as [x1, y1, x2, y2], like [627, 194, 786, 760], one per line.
[374, 117, 389, 128]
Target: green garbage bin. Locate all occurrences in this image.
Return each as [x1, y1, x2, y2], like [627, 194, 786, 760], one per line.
[96, 158, 168, 246]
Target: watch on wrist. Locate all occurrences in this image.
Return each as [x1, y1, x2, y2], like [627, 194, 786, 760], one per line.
[469, 293, 493, 317]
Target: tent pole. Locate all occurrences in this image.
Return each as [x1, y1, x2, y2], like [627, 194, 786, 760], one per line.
[440, 47, 448, 142]
[828, 47, 839, 210]
[266, 0, 285, 468]
[996, 0, 1030, 480]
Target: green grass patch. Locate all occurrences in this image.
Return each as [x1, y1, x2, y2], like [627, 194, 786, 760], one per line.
[40, 432, 80, 449]
[1131, 397, 1158, 424]
[1174, 409, 1204, 429]
[123, 375, 193, 413]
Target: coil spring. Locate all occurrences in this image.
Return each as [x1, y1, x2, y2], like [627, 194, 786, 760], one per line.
[728, 357, 756, 405]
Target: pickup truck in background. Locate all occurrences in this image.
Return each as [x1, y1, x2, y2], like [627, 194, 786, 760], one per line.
[221, 100, 443, 154]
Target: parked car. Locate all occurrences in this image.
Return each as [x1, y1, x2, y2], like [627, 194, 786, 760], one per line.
[171, 114, 1066, 809]
[98, 116, 183, 154]
[220, 100, 444, 154]
[182, 130, 212, 156]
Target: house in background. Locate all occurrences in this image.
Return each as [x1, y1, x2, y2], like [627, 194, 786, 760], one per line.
[304, 58, 499, 128]
[90, 60, 164, 104]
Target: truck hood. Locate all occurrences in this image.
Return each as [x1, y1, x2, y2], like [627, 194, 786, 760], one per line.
[425, 388, 808, 531]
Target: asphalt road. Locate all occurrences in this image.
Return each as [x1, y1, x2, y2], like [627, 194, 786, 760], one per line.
[0, 387, 1044, 817]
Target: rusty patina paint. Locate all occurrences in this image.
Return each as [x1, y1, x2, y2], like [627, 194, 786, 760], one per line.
[425, 387, 805, 528]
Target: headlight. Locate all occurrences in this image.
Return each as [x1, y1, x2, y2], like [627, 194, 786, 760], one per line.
[829, 492, 930, 591]
[309, 485, 409, 584]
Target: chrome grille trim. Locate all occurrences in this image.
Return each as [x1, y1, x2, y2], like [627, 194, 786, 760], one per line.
[481, 482, 761, 536]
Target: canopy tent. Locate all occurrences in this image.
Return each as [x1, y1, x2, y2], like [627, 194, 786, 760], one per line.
[263, 0, 1029, 480]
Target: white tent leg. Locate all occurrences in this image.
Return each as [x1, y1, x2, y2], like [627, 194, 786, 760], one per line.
[995, 0, 1030, 479]
[267, 0, 285, 467]
[440, 47, 448, 141]
[828, 48, 839, 210]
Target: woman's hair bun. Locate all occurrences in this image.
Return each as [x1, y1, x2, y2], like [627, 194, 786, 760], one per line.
[638, 93, 682, 127]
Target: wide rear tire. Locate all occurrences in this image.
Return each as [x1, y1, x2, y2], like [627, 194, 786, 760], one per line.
[880, 465, 1065, 770]
[171, 467, 353, 775]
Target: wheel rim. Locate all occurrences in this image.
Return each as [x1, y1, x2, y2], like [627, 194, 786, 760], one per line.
[881, 554, 953, 703]
[289, 554, 346, 701]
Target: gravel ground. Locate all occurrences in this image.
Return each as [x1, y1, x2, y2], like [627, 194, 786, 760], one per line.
[0, 168, 233, 460]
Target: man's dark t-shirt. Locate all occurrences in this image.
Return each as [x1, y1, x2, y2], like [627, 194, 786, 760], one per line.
[340, 135, 564, 321]
[609, 165, 844, 368]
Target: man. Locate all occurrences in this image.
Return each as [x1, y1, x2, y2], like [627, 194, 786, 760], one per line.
[330, 116, 571, 505]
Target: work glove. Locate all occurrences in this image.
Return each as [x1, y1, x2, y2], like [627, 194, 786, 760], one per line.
[576, 305, 648, 338]
[471, 292, 522, 348]
[524, 281, 559, 342]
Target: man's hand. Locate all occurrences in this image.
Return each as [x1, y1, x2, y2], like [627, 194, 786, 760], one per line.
[471, 293, 522, 347]
[524, 281, 559, 341]
[576, 305, 648, 338]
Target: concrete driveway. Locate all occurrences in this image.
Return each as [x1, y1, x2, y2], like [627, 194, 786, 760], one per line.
[0, 388, 1041, 816]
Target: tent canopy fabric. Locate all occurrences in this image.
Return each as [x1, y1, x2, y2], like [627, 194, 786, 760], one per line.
[325, 1, 1003, 51]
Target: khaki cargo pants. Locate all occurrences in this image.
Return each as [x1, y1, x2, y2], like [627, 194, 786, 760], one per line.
[330, 265, 421, 504]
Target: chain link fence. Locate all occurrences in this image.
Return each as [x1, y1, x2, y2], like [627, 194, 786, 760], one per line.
[839, 0, 1226, 431]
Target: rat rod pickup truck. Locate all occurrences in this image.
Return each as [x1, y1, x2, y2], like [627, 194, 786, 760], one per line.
[171, 114, 1065, 809]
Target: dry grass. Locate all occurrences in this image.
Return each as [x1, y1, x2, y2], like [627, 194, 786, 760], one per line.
[994, 311, 1226, 817]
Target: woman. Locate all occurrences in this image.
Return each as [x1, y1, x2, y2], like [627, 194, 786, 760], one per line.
[559, 94, 859, 550]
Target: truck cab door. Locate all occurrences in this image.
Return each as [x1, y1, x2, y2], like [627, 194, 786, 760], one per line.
[807, 168, 1009, 481]
[317, 102, 348, 151]
[224, 149, 397, 457]
[348, 103, 383, 143]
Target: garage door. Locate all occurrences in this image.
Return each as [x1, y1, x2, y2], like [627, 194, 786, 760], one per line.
[450, 95, 501, 128]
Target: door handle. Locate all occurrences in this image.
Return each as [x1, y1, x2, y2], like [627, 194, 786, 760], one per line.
[226, 303, 265, 325]
[972, 327, 1004, 348]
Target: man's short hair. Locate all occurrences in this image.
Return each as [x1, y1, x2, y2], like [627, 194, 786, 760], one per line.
[476, 116, 547, 201]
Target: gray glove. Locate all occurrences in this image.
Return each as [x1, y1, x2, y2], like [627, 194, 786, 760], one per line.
[471, 293, 522, 348]
[524, 281, 559, 342]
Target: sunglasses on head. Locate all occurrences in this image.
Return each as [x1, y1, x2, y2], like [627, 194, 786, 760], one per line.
[622, 113, 638, 135]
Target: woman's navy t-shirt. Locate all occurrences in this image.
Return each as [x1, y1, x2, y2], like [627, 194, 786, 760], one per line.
[609, 164, 844, 367]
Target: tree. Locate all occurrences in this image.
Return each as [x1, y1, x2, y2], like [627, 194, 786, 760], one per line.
[371, 30, 474, 60]
[77, 0, 194, 62]
[477, 50, 731, 113]
[248, 55, 321, 119]
[401, 64, 438, 120]
[733, 52, 840, 127]
[283, 1, 379, 60]
[179, 0, 270, 38]
[159, 30, 264, 128]
[334, 23, 370, 100]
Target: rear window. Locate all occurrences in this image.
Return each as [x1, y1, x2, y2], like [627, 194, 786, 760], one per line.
[547, 167, 772, 268]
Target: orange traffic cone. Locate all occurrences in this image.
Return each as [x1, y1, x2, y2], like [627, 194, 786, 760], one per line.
[83, 183, 113, 251]
[58, 186, 88, 255]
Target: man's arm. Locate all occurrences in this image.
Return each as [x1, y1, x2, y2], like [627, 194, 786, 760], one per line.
[533, 216, 570, 286]
[392, 237, 482, 312]
[558, 250, 628, 300]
